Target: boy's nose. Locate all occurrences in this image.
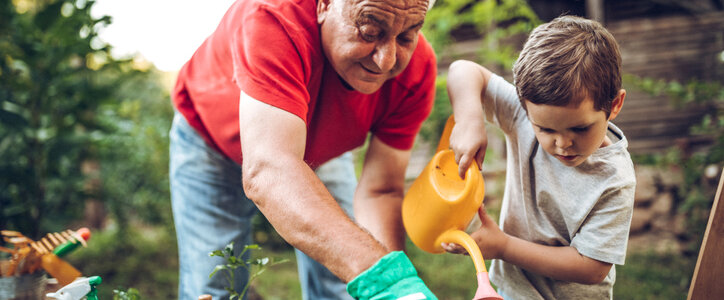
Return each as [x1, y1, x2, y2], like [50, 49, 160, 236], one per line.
[555, 135, 573, 149]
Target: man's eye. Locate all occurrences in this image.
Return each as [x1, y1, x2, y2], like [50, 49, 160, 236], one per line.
[397, 32, 414, 44]
[571, 126, 589, 133]
[359, 25, 380, 42]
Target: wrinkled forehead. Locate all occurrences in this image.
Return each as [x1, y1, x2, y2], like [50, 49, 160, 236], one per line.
[344, 0, 430, 23]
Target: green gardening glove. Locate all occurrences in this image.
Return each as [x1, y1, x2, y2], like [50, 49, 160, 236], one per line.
[347, 251, 438, 300]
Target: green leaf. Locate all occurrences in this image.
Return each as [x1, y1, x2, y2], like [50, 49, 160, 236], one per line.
[0, 109, 28, 128]
[34, 0, 64, 31]
[255, 257, 269, 266]
[209, 265, 227, 279]
[224, 242, 235, 255]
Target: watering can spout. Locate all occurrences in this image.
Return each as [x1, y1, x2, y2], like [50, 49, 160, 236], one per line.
[473, 272, 503, 300]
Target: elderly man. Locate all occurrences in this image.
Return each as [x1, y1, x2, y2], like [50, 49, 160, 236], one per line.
[169, 0, 438, 299]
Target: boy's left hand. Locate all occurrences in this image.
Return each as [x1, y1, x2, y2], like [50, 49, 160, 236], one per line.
[441, 205, 509, 260]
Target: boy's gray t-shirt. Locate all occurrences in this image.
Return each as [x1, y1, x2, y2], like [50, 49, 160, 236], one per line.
[484, 74, 636, 299]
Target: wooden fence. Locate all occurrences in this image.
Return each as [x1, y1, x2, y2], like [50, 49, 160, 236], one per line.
[437, 11, 724, 155]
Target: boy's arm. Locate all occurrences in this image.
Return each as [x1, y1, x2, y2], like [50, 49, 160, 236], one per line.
[444, 207, 612, 284]
[446, 60, 492, 178]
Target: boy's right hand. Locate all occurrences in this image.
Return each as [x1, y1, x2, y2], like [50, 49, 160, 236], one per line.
[450, 118, 488, 178]
[441, 205, 509, 260]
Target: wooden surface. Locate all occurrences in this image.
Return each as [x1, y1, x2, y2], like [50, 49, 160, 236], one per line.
[605, 11, 724, 154]
[608, 12, 724, 83]
[687, 168, 724, 299]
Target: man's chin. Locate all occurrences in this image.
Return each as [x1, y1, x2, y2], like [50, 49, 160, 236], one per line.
[348, 80, 385, 94]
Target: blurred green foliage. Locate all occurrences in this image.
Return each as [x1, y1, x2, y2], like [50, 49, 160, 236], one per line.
[420, 0, 539, 144]
[1, 0, 119, 237]
[626, 74, 724, 254]
[0, 0, 173, 237]
[113, 287, 142, 300]
[1, 0, 176, 296]
[68, 226, 178, 299]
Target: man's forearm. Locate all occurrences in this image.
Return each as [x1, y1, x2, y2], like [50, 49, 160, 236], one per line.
[243, 154, 388, 282]
[353, 191, 406, 251]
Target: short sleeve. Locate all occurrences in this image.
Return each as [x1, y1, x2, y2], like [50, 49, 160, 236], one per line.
[483, 74, 527, 135]
[230, 6, 312, 122]
[570, 184, 635, 265]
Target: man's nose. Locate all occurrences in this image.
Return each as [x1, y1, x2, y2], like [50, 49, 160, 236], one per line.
[372, 40, 397, 73]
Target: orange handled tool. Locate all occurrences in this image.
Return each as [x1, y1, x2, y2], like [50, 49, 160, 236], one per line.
[30, 228, 91, 286]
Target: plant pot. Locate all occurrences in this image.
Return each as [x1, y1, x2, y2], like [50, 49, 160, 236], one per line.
[0, 272, 47, 300]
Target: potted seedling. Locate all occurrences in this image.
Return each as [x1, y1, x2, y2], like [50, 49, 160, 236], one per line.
[209, 242, 288, 300]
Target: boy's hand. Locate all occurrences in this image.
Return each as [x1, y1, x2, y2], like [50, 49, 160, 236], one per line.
[441, 206, 508, 260]
[347, 251, 438, 300]
[450, 119, 487, 179]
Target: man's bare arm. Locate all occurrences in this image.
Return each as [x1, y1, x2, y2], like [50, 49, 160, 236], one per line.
[239, 92, 387, 282]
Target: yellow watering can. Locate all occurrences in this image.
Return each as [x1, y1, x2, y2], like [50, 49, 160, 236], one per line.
[402, 116, 502, 300]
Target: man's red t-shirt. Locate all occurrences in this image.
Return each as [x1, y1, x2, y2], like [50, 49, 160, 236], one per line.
[172, 0, 437, 168]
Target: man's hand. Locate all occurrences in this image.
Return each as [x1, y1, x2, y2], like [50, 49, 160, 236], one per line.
[347, 251, 437, 300]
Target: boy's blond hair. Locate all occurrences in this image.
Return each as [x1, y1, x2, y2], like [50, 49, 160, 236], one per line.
[513, 15, 622, 116]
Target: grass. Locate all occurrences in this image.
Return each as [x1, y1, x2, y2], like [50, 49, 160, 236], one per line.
[251, 241, 698, 300]
[65, 214, 697, 300]
[408, 240, 490, 300]
[613, 251, 696, 300]
[250, 249, 301, 300]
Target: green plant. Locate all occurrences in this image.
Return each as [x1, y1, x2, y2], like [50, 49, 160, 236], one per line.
[113, 287, 141, 300]
[209, 242, 289, 300]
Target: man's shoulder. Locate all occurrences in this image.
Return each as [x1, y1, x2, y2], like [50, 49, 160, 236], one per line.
[234, 0, 317, 28]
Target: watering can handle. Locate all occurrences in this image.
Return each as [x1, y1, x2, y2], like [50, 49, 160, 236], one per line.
[436, 115, 456, 153]
[437, 230, 488, 274]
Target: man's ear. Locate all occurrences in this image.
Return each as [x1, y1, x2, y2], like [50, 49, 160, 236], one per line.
[608, 89, 626, 121]
[317, 0, 332, 24]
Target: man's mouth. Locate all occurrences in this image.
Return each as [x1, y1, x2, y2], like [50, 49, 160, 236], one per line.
[360, 63, 382, 75]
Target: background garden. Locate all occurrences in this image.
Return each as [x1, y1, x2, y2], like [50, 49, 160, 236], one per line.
[1, 0, 723, 299]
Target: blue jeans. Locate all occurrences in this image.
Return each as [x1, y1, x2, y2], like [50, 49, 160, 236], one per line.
[170, 113, 356, 300]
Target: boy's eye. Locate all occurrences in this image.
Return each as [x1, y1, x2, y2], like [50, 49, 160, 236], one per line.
[539, 127, 554, 133]
[571, 126, 589, 133]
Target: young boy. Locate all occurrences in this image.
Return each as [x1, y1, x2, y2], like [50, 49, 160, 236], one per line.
[442, 16, 636, 299]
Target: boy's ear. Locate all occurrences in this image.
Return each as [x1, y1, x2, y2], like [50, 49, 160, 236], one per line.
[608, 89, 626, 121]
